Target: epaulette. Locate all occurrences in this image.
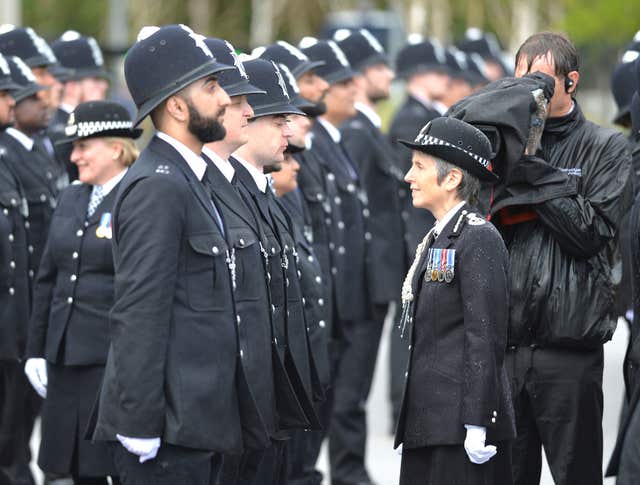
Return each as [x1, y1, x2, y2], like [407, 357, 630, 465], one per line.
[466, 212, 486, 226]
[155, 164, 171, 175]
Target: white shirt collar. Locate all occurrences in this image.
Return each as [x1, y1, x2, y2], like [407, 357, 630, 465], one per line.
[6, 127, 34, 151]
[432, 100, 448, 116]
[434, 201, 466, 237]
[317, 117, 341, 143]
[156, 132, 207, 181]
[59, 103, 75, 114]
[355, 102, 381, 128]
[233, 154, 268, 193]
[202, 146, 235, 183]
[98, 168, 128, 197]
[305, 132, 313, 150]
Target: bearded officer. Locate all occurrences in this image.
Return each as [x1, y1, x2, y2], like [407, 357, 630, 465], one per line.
[396, 117, 515, 484]
[88, 25, 241, 484]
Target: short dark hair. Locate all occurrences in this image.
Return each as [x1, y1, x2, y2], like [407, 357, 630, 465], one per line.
[433, 157, 481, 205]
[515, 32, 579, 77]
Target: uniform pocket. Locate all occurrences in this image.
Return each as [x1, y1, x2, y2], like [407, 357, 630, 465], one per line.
[185, 232, 228, 311]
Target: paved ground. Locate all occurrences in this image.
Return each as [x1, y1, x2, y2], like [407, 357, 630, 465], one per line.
[30, 315, 629, 484]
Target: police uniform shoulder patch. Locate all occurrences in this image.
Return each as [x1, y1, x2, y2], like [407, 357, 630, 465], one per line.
[155, 164, 171, 175]
[466, 212, 486, 226]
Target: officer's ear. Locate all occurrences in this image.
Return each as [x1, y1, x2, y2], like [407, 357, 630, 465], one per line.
[444, 167, 463, 192]
[165, 94, 190, 123]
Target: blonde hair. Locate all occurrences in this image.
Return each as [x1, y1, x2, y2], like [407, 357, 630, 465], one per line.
[103, 137, 140, 167]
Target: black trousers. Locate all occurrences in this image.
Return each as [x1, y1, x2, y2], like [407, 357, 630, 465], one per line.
[399, 442, 513, 485]
[0, 360, 39, 485]
[220, 440, 288, 485]
[617, 395, 640, 485]
[506, 345, 604, 485]
[329, 304, 387, 485]
[112, 442, 218, 485]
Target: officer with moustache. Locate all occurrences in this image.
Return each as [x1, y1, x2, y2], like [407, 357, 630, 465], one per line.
[231, 57, 320, 484]
[88, 25, 241, 484]
[50, 31, 110, 181]
[0, 53, 32, 485]
[334, 28, 408, 482]
[300, 38, 373, 485]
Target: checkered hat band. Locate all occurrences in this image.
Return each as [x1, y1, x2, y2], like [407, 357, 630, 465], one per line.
[76, 120, 133, 137]
[414, 133, 490, 168]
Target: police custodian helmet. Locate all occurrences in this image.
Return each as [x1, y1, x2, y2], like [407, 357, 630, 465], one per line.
[124, 24, 233, 126]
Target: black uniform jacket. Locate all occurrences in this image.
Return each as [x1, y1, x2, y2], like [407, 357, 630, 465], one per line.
[281, 189, 331, 394]
[25, 182, 119, 365]
[310, 121, 368, 322]
[202, 158, 278, 449]
[0, 131, 66, 279]
[230, 159, 319, 408]
[294, 146, 339, 336]
[91, 136, 242, 453]
[395, 204, 515, 449]
[387, 96, 437, 258]
[341, 108, 408, 304]
[0, 154, 29, 360]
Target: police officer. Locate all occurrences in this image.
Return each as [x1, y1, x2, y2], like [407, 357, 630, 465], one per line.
[0, 52, 31, 485]
[300, 38, 373, 485]
[334, 28, 407, 483]
[199, 38, 285, 484]
[231, 57, 320, 483]
[88, 25, 240, 484]
[24, 100, 141, 485]
[50, 30, 110, 180]
[395, 117, 515, 484]
[457, 28, 509, 81]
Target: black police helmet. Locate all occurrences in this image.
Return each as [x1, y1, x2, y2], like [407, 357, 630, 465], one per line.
[124, 24, 234, 127]
[6, 56, 48, 103]
[254, 41, 325, 79]
[204, 38, 265, 97]
[243, 58, 305, 118]
[395, 36, 448, 79]
[399, 117, 498, 182]
[276, 62, 314, 110]
[611, 56, 638, 125]
[52, 31, 109, 82]
[299, 38, 355, 85]
[0, 53, 22, 92]
[333, 28, 388, 73]
[0, 25, 57, 68]
[56, 100, 143, 145]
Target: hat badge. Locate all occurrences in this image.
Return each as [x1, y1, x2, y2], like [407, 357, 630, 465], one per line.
[0, 55, 9, 76]
[65, 113, 77, 136]
[328, 40, 349, 67]
[225, 40, 248, 79]
[272, 62, 290, 99]
[179, 24, 213, 59]
[278, 63, 300, 94]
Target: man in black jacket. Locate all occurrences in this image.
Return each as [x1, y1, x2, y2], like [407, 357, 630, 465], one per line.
[500, 32, 632, 485]
[89, 25, 241, 484]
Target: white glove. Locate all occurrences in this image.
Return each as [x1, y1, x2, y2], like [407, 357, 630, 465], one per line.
[464, 425, 497, 464]
[116, 434, 161, 463]
[24, 358, 48, 398]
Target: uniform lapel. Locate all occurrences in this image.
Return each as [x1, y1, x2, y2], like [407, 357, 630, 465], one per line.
[74, 184, 92, 223]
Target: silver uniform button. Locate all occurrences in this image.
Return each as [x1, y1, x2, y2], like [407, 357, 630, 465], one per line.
[28, 270, 34, 278]
[297, 270, 302, 279]
[3, 208, 8, 215]
[9, 261, 15, 269]
[8, 234, 14, 242]
[67, 297, 73, 304]
[401, 211, 409, 221]
[491, 418, 496, 424]
[338, 246, 345, 255]
[316, 193, 323, 201]
[327, 173, 335, 181]
[364, 232, 372, 241]
[347, 184, 355, 193]
[212, 246, 219, 255]
[331, 267, 337, 275]
[329, 242, 335, 251]
[239, 238, 245, 246]
[40, 194, 47, 202]
[363, 208, 370, 218]
[325, 218, 331, 225]
[70, 275, 77, 282]
[338, 221, 345, 230]
[302, 297, 306, 305]
[271, 305, 276, 313]
[24, 221, 30, 229]
[318, 298, 324, 306]
[271, 247, 276, 255]
[315, 276, 322, 284]
[307, 255, 314, 262]
[237, 315, 241, 324]
[84, 221, 89, 228]
[405, 371, 408, 378]
[493, 411, 498, 417]
[72, 251, 79, 259]
[76, 229, 84, 237]
[28, 245, 34, 254]
[334, 196, 341, 205]
[10, 198, 16, 206]
[8, 287, 15, 295]
[319, 320, 326, 328]
[240, 350, 244, 358]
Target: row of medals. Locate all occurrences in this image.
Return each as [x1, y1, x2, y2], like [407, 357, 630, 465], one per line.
[426, 248, 454, 283]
